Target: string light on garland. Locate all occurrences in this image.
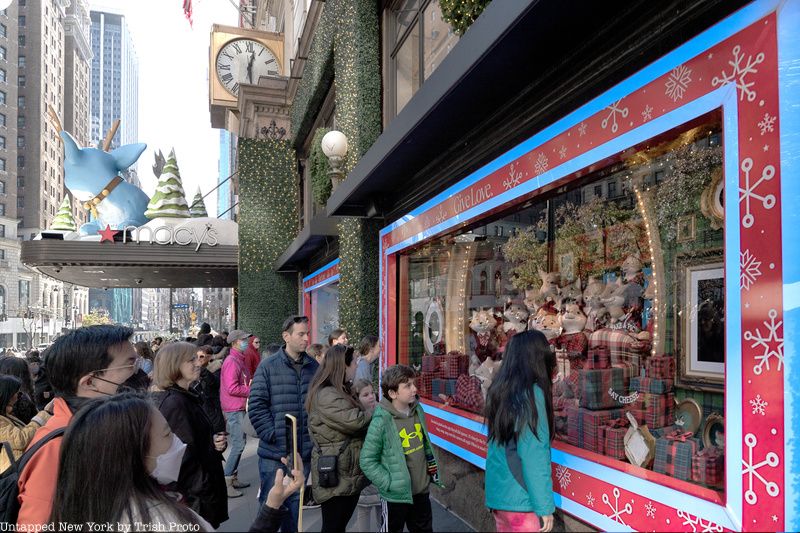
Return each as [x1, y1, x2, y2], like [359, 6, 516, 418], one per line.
[439, 0, 493, 36]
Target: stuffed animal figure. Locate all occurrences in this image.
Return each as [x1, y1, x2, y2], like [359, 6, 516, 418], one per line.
[583, 276, 607, 331]
[61, 131, 149, 235]
[469, 308, 498, 362]
[473, 357, 501, 398]
[502, 302, 529, 335]
[556, 304, 589, 358]
[559, 278, 583, 309]
[538, 268, 562, 302]
[621, 255, 643, 282]
[532, 309, 562, 342]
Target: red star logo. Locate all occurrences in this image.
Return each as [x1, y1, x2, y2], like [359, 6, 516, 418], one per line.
[98, 225, 119, 243]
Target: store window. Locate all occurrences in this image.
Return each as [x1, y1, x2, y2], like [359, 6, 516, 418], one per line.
[400, 112, 726, 494]
[384, 0, 459, 120]
[311, 282, 340, 344]
[18, 279, 29, 307]
[0, 180, 4, 194]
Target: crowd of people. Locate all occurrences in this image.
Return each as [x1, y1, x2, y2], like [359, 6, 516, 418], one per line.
[0, 317, 557, 533]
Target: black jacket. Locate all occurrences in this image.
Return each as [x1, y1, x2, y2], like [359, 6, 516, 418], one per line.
[154, 386, 228, 528]
[193, 367, 226, 434]
[32, 370, 53, 411]
[249, 505, 287, 533]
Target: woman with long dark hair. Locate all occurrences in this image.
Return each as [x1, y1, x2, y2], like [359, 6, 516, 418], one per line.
[305, 344, 371, 533]
[0, 356, 39, 423]
[50, 393, 210, 528]
[0, 375, 52, 473]
[484, 330, 557, 533]
[153, 342, 228, 528]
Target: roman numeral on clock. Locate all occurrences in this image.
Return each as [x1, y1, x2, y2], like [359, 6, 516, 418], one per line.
[218, 63, 230, 71]
[264, 58, 276, 66]
[232, 82, 239, 93]
[232, 42, 242, 54]
[221, 73, 233, 84]
[245, 41, 254, 53]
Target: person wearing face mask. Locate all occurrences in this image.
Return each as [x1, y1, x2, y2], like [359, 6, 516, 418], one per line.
[16, 325, 140, 528]
[152, 342, 229, 528]
[194, 345, 226, 435]
[49, 393, 211, 529]
[0, 376, 53, 473]
[220, 329, 254, 497]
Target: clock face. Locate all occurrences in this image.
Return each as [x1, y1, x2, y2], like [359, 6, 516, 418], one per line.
[215, 39, 280, 96]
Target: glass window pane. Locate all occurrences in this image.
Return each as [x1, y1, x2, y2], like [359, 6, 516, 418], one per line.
[395, 0, 420, 42]
[395, 23, 420, 114]
[423, 1, 459, 80]
[311, 283, 339, 345]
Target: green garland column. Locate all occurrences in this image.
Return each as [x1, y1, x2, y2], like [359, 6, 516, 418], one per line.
[238, 137, 299, 344]
[334, 0, 382, 343]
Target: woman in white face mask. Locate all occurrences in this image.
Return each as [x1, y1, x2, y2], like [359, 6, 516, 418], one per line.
[49, 393, 212, 530]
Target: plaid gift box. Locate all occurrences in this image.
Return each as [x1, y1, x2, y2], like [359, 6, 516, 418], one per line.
[555, 409, 569, 438]
[646, 355, 676, 379]
[431, 378, 457, 398]
[692, 448, 724, 487]
[631, 376, 674, 395]
[654, 431, 699, 480]
[554, 396, 579, 411]
[417, 373, 434, 399]
[612, 361, 640, 388]
[567, 405, 625, 453]
[454, 374, 484, 413]
[623, 406, 645, 425]
[579, 367, 625, 410]
[586, 346, 611, 369]
[440, 352, 469, 379]
[589, 329, 650, 366]
[422, 355, 439, 373]
[603, 418, 630, 460]
[641, 392, 675, 428]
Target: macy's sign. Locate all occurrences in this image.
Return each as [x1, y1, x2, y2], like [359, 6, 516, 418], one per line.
[122, 223, 219, 251]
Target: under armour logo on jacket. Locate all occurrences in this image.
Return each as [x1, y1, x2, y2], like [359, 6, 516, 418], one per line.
[399, 424, 423, 448]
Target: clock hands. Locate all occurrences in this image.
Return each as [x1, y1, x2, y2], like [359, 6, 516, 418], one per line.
[247, 52, 255, 84]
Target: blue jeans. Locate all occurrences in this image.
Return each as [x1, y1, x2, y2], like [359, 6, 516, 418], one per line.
[259, 457, 311, 532]
[224, 411, 246, 476]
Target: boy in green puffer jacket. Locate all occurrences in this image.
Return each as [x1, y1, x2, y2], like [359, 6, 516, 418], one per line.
[360, 365, 443, 533]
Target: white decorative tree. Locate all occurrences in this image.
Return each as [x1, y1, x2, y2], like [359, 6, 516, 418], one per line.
[51, 196, 77, 231]
[189, 186, 208, 218]
[145, 149, 190, 219]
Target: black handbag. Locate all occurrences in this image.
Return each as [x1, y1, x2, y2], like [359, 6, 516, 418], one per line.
[315, 437, 351, 488]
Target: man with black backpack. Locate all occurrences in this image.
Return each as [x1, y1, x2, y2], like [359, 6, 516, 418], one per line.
[14, 325, 139, 526]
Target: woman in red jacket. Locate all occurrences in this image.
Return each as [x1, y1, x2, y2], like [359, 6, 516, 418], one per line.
[245, 336, 262, 376]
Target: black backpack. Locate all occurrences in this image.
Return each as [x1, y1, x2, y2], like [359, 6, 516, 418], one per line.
[0, 427, 66, 523]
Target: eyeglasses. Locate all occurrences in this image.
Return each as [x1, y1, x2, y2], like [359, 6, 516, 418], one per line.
[92, 356, 142, 374]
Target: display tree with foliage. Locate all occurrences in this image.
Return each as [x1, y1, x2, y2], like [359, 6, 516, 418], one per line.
[189, 187, 209, 218]
[145, 149, 191, 219]
[51, 196, 77, 231]
[439, 0, 492, 36]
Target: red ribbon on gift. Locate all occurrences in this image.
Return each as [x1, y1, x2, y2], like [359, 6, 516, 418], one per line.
[667, 431, 694, 442]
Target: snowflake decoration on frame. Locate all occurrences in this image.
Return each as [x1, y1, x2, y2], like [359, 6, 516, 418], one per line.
[602, 487, 633, 525]
[641, 104, 653, 122]
[676, 510, 724, 533]
[503, 163, 523, 190]
[433, 205, 447, 225]
[665, 64, 692, 102]
[712, 44, 766, 102]
[578, 122, 587, 136]
[742, 432, 780, 505]
[558, 145, 567, 160]
[744, 308, 784, 375]
[586, 492, 595, 508]
[555, 465, 571, 490]
[740, 249, 762, 291]
[758, 112, 776, 135]
[750, 394, 768, 416]
[534, 152, 549, 175]
[739, 157, 776, 229]
[601, 99, 629, 133]
[645, 501, 656, 519]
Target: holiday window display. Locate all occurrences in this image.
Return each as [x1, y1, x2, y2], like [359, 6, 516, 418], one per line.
[400, 117, 727, 493]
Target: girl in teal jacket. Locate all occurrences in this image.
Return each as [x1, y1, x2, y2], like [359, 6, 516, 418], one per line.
[484, 330, 556, 532]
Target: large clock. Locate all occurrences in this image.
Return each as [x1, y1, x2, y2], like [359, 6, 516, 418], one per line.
[215, 38, 280, 97]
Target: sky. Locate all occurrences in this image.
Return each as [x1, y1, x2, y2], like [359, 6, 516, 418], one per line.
[91, 0, 239, 216]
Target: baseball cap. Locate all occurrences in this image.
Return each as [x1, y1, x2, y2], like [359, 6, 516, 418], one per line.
[228, 330, 253, 344]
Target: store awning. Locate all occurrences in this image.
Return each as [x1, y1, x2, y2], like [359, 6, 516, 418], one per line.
[274, 212, 339, 272]
[20, 239, 238, 288]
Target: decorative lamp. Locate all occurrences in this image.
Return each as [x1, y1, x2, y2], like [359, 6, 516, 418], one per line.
[0, 1, 13, 10]
[321, 130, 348, 189]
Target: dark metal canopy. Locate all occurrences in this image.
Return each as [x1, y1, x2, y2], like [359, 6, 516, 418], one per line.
[327, 0, 746, 221]
[21, 239, 238, 288]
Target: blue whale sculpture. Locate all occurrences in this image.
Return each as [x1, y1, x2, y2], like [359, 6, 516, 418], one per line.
[61, 131, 150, 235]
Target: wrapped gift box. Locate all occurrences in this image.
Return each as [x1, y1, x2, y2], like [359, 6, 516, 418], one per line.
[431, 378, 457, 398]
[641, 392, 675, 428]
[602, 418, 630, 460]
[631, 376, 674, 395]
[586, 346, 611, 369]
[653, 430, 699, 481]
[588, 329, 649, 367]
[453, 374, 484, 413]
[692, 448, 724, 488]
[440, 352, 469, 379]
[612, 361, 640, 388]
[417, 373, 434, 399]
[646, 355, 675, 379]
[623, 406, 645, 425]
[567, 405, 625, 453]
[422, 355, 439, 373]
[579, 367, 625, 410]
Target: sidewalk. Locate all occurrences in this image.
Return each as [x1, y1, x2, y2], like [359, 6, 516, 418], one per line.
[218, 438, 474, 532]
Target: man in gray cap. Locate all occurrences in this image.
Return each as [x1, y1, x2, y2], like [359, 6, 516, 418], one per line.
[220, 329, 254, 497]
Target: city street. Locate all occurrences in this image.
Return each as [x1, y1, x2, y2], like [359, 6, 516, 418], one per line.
[219, 438, 474, 532]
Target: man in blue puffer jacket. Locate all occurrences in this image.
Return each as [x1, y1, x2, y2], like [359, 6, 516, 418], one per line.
[248, 315, 319, 533]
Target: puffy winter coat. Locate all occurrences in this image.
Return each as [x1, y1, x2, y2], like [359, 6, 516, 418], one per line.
[194, 367, 226, 434]
[248, 347, 319, 462]
[359, 399, 441, 504]
[154, 386, 228, 529]
[307, 385, 371, 503]
[0, 412, 48, 473]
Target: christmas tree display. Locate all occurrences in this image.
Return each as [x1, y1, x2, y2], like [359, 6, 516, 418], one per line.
[189, 186, 208, 217]
[144, 149, 190, 219]
[51, 196, 77, 231]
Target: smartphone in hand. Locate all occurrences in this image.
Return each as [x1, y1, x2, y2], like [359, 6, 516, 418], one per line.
[285, 414, 298, 478]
